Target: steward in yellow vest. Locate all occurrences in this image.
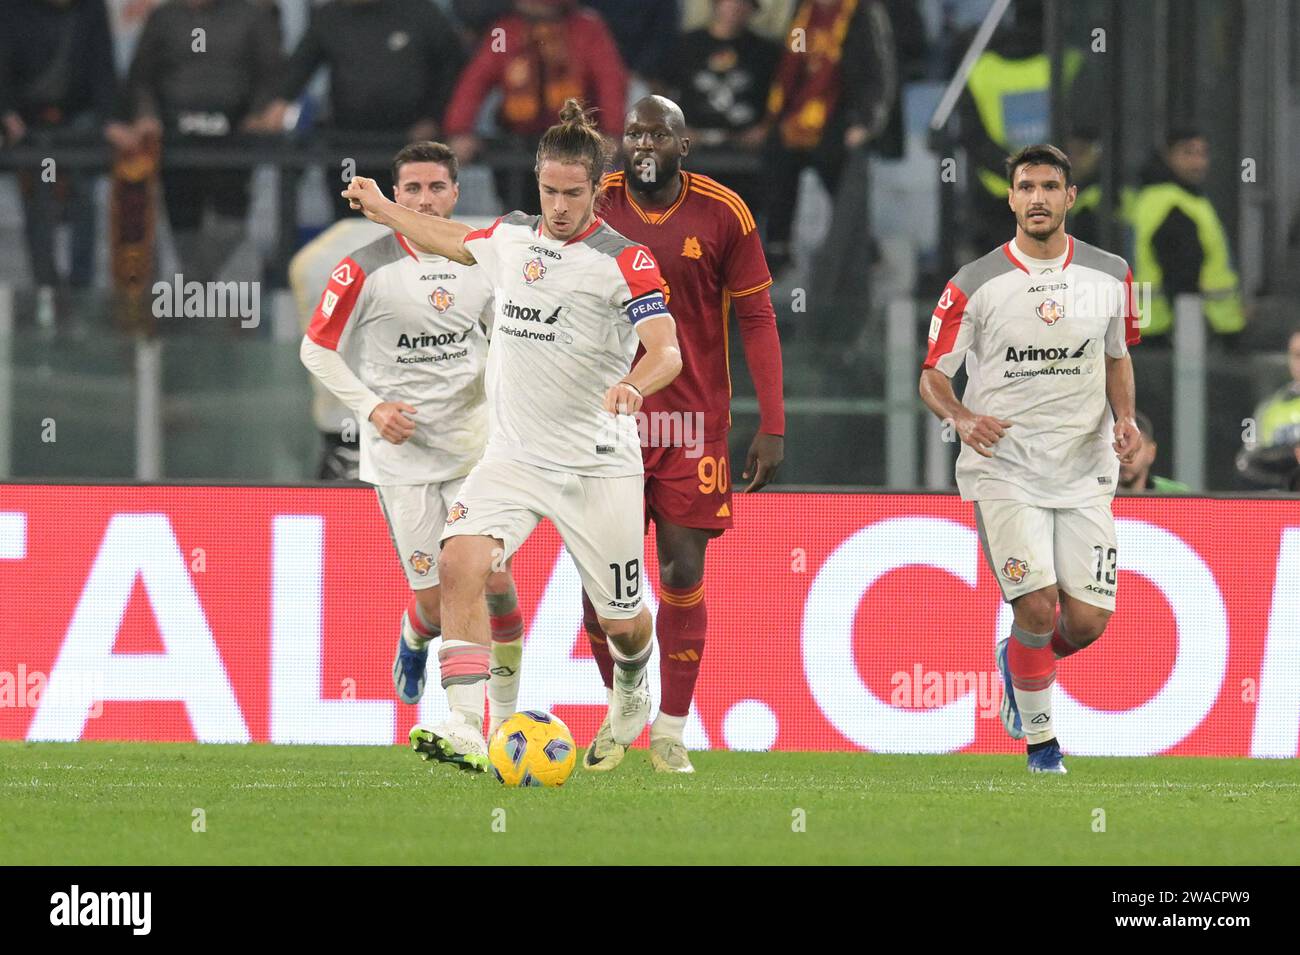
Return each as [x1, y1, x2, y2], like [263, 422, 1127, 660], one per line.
[1128, 129, 1244, 341]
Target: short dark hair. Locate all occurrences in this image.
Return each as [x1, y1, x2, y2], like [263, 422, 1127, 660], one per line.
[391, 141, 459, 186]
[1004, 143, 1073, 188]
[1165, 126, 1204, 149]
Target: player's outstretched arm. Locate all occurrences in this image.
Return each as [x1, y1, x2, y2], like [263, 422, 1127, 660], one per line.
[340, 176, 476, 265]
[603, 316, 683, 415]
[1106, 354, 1141, 463]
[919, 367, 1012, 459]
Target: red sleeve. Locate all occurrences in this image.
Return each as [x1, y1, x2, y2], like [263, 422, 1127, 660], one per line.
[306, 257, 367, 350]
[615, 245, 667, 300]
[581, 13, 628, 135]
[921, 281, 969, 370]
[442, 22, 507, 134]
[464, 214, 505, 244]
[732, 286, 785, 436]
[1123, 269, 1142, 346]
[723, 209, 772, 297]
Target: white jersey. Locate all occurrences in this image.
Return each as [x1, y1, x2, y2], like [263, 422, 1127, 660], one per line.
[306, 230, 494, 485]
[463, 211, 672, 477]
[924, 235, 1141, 507]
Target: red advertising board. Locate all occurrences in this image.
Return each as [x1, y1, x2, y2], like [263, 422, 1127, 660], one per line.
[0, 485, 1296, 757]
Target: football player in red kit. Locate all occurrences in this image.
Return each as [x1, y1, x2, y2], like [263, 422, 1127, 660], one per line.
[583, 95, 786, 773]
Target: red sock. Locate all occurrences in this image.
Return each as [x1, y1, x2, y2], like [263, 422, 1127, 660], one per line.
[1007, 637, 1056, 691]
[1050, 617, 1083, 659]
[406, 597, 438, 640]
[582, 590, 614, 689]
[657, 581, 707, 718]
[490, 607, 523, 646]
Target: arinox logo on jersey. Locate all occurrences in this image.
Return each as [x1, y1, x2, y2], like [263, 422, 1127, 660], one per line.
[1004, 340, 1093, 363]
[523, 257, 547, 284]
[501, 301, 562, 324]
[428, 287, 454, 312]
[397, 329, 470, 348]
[1036, 298, 1065, 325]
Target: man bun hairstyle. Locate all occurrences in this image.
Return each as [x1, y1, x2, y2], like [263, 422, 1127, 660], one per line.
[1005, 142, 1073, 188]
[392, 140, 459, 185]
[535, 98, 610, 187]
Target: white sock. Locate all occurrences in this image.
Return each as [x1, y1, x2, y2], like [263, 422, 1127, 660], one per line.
[608, 639, 651, 687]
[651, 712, 686, 743]
[446, 681, 485, 736]
[488, 638, 522, 729]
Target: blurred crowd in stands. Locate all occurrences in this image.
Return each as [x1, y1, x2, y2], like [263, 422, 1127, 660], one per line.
[2, 0, 1298, 489]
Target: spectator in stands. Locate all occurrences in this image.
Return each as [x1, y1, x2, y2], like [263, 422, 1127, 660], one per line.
[108, 0, 281, 284]
[0, 0, 116, 293]
[758, 0, 895, 277]
[442, 0, 627, 213]
[584, 0, 681, 92]
[1127, 127, 1245, 345]
[664, 0, 780, 213]
[1063, 129, 1104, 246]
[1118, 411, 1189, 494]
[1236, 328, 1300, 490]
[682, 0, 798, 42]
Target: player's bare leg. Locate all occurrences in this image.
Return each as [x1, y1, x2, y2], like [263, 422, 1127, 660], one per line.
[1053, 591, 1112, 658]
[393, 584, 441, 704]
[1002, 585, 1068, 773]
[486, 556, 524, 740]
[648, 520, 714, 773]
[408, 535, 497, 772]
[600, 607, 654, 747]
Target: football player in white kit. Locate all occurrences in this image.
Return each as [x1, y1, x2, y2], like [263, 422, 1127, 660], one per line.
[919, 144, 1142, 774]
[343, 101, 683, 771]
[301, 143, 526, 769]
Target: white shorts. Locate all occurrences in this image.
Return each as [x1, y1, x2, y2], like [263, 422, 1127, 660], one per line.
[973, 499, 1118, 612]
[376, 478, 467, 589]
[441, 459, 646, 620]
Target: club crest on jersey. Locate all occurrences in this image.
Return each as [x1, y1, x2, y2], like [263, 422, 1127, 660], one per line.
[428, 286, 454, 312]
[523, 257, 547, 284]
[331, 263, 355, 286]
[1036, 298, 1064, 325]
[681, 236, 702, 259]
[1002, 557, 1030, 583]
[446, 501, 468, 525]
[408, 550, 434, 576]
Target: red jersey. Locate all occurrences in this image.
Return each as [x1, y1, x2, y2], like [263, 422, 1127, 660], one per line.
[598, 170, 776, 440]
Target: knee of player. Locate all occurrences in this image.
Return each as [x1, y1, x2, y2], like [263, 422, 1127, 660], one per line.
[1014, 587, 1059, 633]
[436, 541, 485, 589]
[1068, 609, 1111, 646]
[658, 558, 704, 591]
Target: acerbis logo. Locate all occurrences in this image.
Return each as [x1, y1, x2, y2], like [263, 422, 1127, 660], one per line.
[528, 245, 562, 259]
[501, 301, 562, 324]
[1004, 340, 1092, 362]
[397, 329, 470, 348]
[1027, 282, 1067, 293]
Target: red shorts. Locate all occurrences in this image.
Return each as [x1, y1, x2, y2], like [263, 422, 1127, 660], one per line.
[642, 435, 733, 532]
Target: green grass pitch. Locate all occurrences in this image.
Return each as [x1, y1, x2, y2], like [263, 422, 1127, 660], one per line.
[1, 742, 1296, 865]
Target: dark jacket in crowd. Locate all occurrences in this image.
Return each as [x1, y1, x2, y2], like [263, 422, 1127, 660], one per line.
[666, 26, 781, 138]
[1135, 152, 1208, 301]
[120, 0, 281, 133]
[583, 0, 681, 84]
[0, 0, 116, 129]
[280, 0, 465, 132]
